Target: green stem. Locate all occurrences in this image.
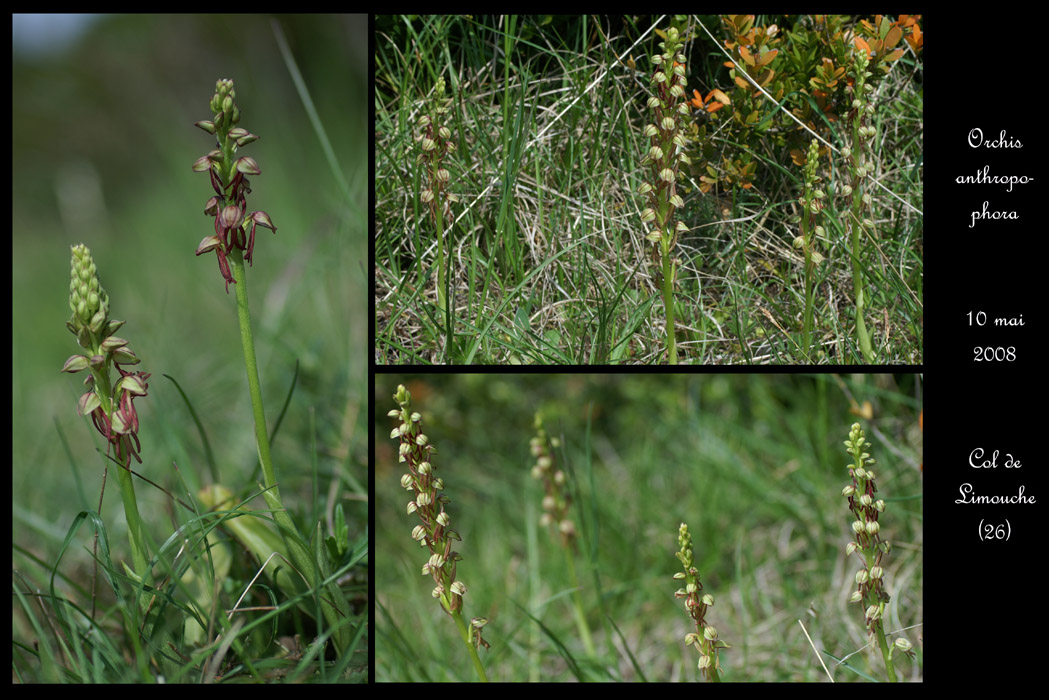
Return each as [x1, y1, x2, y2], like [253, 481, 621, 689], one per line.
[229, 248, 352, 652]
[873, 620, 898, 682]
[434, 195, 450, 353]
[660, 243, 677, 364]
[801, 212, 814, 361]
[448, 602, 489, 682]
[229, 248, 279, 495]
[849, 216, 874, 363]
[114, 456, 149, 582]
[564, 546, 596, 657]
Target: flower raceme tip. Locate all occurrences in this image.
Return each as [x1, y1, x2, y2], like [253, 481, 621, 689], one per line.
[193, 79, 277, 292]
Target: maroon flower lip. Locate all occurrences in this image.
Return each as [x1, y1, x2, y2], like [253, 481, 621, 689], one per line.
[64, 244, 150, 464]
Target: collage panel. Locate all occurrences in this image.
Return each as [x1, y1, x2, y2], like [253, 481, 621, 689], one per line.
[374, 15, 922, 364]
[374, 373, 922, 681]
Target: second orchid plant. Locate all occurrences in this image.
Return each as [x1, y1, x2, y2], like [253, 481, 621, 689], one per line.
[192, 78, 352, 654]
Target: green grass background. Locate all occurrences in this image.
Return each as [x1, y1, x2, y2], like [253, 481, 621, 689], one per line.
[12, 14, 368, 679]
[374, 15, 922, 364]
[374, 373, 922, 681]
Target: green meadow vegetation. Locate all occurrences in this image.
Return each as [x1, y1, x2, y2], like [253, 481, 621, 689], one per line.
[12, 15, 367, 682]
[375, 374, 923, 681]
[374, 15, 922, 364]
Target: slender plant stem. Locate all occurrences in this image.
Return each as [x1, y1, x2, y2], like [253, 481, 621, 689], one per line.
[661, 244, 677, 364]
[564, 545, 596, 657]
[228, 248, 279, 496]
[114, 459, 149, 580]
[228, 247, 352, 651]
[802, 242, 814, 359]
[434, 195, 450, 352]
[849, 218, 874, 363]
[448, 603, 490, 682]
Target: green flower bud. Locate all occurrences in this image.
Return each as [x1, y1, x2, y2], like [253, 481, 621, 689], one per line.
[62, 354, 90, 373]
[77, 390, 101, 416]
[235, 156, 261, 175]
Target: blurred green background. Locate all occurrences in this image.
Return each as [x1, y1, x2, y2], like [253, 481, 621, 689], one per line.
[12, 14, 367, 592]
[374, 374, 922, 681]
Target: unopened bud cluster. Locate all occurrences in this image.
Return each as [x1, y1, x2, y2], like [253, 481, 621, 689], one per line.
[529, 412, 576, 548]
[638, 26, 692, 265]
[193, 78, 276, 292]
[389, 384, 484, 650]
[416, 77, 459, 229]
[674, 522, 727, 681]
[61, 244, 150, 464]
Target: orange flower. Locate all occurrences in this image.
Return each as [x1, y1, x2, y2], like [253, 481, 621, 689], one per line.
[690, 88, 730, 113]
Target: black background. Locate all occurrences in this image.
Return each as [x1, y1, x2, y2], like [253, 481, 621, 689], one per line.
[941, 12, 1039, 676]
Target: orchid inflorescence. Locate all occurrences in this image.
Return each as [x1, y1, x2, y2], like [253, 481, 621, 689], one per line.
[388, 384, 489, 652]
[193, 78, 276, 292]
[841, 422, 913, 678]
[529, 412, 576, 549]
[415, 76, 458, 325]
[61, 244, 150, 465]
[638, 26, 693, 364]
[842, 51, 877, 362]
[795, 138, 826, 359]
[674, 522, 727, 681]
